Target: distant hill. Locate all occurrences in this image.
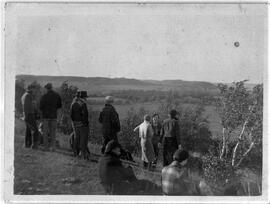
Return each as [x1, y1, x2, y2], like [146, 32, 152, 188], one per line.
[16, 74, 218, 94]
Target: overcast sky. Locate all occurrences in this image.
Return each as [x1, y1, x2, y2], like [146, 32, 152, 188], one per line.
[6, 3, 267, 83]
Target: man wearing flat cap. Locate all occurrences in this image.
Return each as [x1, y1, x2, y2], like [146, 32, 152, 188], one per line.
[99, 96, 121, 154]
[21, 84, 39, 149]
[159, 109, 181, 166]
[39, 83, 62, 151]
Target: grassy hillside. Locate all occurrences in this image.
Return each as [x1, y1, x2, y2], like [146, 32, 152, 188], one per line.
[14, 118, 161, 195]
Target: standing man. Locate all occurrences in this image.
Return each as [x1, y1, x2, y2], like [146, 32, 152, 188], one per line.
[159, 109, 181, 167]
[21, 85, 39, 149]
[70, 91, 81, 156]
[39, 83, 62, 151]
[70, 91, 90, 160]
[99, 96, 121, 154]
[151, 113, 162, 167]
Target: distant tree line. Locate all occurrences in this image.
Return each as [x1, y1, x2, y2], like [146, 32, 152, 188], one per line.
[88, 89, 217, 106]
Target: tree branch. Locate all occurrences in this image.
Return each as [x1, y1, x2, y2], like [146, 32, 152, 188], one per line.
[220, 127, 226, 160]
[235, 141, 255, 167]
[231, 120, 248, 166]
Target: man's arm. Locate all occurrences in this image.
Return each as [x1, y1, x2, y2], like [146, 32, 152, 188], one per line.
[57, 94, 62, 109]
[70, 103, 74, 121]
[39, 95, 44, 111]
[174, 122, 180, 147]
[111, 110, 120, 132]
[98, 111, 103, 123]
[22, 94, 31, 117]
[159, 122, 165, 144]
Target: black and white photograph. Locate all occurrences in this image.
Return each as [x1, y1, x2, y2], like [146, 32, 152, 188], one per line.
[2, 2, 268, 203]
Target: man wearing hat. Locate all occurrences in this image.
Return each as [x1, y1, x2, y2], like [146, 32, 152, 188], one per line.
[98, 140, 137, 194]
[99, 96, 121, 154]
[21, 84, 39, 149]
[161, 149, 190, 195]
[159, 109, 181, 166]
[39, 83, 62, 151]
[70, 90, 90, 159]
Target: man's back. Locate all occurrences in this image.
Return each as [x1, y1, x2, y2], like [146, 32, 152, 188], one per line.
[162, 118, 179, 138]
[99, 104, 120, 133]
[40, 90, 62, 119]
[161, 161, 189, 195]
[21, 92, 34, 115]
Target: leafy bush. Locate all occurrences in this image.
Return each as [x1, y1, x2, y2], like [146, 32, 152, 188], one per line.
[118, 107, 148, 155]
[57, 81, 78, 134]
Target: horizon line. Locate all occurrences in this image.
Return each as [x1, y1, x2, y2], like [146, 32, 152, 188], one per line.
[15, 74, 261, 85]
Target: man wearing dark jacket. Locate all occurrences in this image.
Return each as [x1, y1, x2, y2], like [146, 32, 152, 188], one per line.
[98, 140, 137, 195]
[159, 109, 181, 167]
[70, 91, 90, 159]
[21, 85, 39, 149]
[39, 83, 62, 151]
[99, 96, 121, 154]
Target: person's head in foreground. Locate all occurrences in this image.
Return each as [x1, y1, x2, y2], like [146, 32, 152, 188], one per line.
[105, 96, 114, 104]
[105, 140, 121, 156]
[173, 149, 189, 166]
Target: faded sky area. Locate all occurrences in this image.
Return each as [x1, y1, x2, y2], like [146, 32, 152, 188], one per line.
[6, 3, 267, 83]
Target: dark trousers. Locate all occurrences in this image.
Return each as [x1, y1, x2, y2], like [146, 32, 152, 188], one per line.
[152, 142, 159, 163]
[163, 137, 178, 167]
[73, 125, 90, 158]
[101, 134, 118, 154]
[24, 114, 39, 148]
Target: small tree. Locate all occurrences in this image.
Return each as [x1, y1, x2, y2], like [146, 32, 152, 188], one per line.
[57, 81, 78, 134]
[217, 81, 263, 168]
[118, 107, 148, 155]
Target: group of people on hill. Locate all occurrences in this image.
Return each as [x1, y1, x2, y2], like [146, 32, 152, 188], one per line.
[21, 83, 239, 196]
[134, 109, 181, 170]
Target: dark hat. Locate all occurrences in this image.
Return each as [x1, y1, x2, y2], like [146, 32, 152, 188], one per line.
[80, 91, 88, 98]
[105, 140, 121, 154]
[173, 149, 189, 162]
[44, 83, 52, 89]
[170, 109, 178, 117]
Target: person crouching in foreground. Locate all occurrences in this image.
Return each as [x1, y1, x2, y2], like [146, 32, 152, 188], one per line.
[161, 149, 190, 195]
[134, 115, 155, 170]
[98, 140, 137, 195]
